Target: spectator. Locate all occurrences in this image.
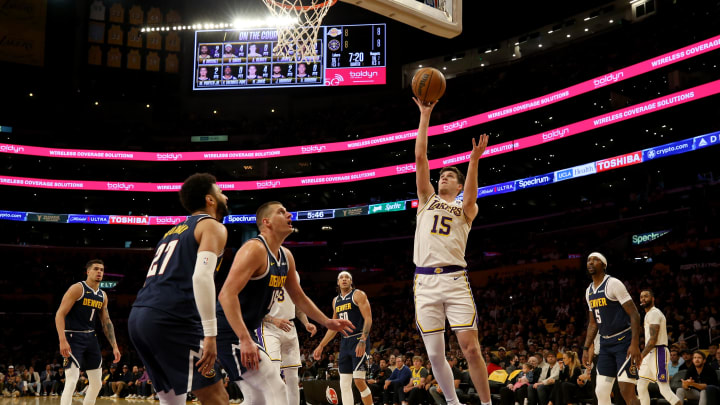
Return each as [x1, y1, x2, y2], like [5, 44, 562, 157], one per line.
[679, 350, 692, 371]
[669, 349, 683, 377]
[25, 366, 40, 396]
[301, 359, 318, 380]
[126, 365, 141, 398]
[367, 358, 390, 400]
[500, 358, 539, 405]
[40, 364, 55, 396]
[528, 351, 561, 405]
[106, 365, 122, 398]
[404, 356, 428, 405]
[710, 350, 720, 371]
[429, 355, 463, 405]
[547, 351, 582, 405]
[52, 367, 65, 396]
[676, 350, 719, 405]
[383, 355, 411, 405]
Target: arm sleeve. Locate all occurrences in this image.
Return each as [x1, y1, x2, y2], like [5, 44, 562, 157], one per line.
[585, 288, 592, 311]
[192, 251, 218, 336]
[606, 277, 632, 304]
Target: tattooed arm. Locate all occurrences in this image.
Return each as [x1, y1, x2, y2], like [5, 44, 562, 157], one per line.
[100, 294, 121, 363]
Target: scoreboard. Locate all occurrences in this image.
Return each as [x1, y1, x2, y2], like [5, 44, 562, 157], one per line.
[193, 24, 386, 90]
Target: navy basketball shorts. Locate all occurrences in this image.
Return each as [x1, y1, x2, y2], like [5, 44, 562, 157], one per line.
[338, 335, 369, 377]
[217, 332, 271, 382]
[64, 331, 102, 370]
[128, 307, 222, 395]
[598, 329, 638, 384]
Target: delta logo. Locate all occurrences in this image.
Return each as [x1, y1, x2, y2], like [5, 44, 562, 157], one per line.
[325, 387, 338, 404]
[396, 163, 416, 173]
[256, 180, 281, 189]
[596, 152, 642, 172]
[301, 145, 327, 153]
[593, 72, 624, 88]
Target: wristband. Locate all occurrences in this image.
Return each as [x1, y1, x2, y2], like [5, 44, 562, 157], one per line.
[202, 318, 218, 337]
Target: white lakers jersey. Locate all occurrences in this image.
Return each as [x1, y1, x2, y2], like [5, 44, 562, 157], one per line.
[644, 307, 668, 346]
[413, 194, 470, 268]
[268, 286, 296, 320]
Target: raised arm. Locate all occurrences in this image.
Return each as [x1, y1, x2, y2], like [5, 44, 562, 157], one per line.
[414, 98, 438, 205]
[462, 134, 489, 222]
[99, 294, 121, 363]
[353, 289, 373, 357]
[55, 283, 84, 359]
[217, 240, 267, 370]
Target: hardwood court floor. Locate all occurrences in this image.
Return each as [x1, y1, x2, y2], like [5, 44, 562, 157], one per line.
[0, 397, 211, 405]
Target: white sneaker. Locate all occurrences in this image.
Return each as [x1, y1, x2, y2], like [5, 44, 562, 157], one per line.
[112, 394, 119, 398]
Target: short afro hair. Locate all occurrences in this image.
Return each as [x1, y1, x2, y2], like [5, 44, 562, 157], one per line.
[179, 173, 217, 214]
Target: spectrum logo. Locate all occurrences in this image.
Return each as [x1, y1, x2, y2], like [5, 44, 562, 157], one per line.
[396, 163, 416, 173]
[443, 121, 468, 132]
[349, 70, 378, 79]
[516, 174, 554, 189]
[106, 182, 135, 190]
[541, 128, 570, 141]
[225, 215, 256, 224]
[0, 145, 24, 153]
[300, 146, 327, 153]
[256, 180, 281, 189]
[593, 72, 624, 88]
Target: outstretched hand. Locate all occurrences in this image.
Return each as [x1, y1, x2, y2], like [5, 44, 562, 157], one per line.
[470, 134, 489, 160]
[413, 97, 438, 114]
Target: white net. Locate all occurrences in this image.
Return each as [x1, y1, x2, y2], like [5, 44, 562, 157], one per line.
[262, 0, 336, 63]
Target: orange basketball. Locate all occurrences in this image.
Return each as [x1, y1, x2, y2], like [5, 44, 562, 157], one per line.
[412, 67, 446, 105]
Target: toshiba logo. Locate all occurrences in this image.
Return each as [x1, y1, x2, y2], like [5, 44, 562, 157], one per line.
[349, 70, 378, 79]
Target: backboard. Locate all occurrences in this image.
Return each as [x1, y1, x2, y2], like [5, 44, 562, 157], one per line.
[340, 0, 462, 38]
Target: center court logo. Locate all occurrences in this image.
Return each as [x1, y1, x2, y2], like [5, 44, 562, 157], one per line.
[106, 182, 134, 190]
[593, 72, 624, 88]
[396, 163, 416, 173]
[300, 145, 327, 153]
[443, 120, 468, 132]
[256, 180, 281, 189]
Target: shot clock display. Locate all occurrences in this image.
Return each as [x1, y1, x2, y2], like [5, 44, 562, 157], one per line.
[193, 24, 386, 90]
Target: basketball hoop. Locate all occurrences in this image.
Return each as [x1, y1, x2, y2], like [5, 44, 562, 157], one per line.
[263, 0, 337, 63]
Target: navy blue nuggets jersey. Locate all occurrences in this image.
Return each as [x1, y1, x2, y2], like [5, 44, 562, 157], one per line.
[133, 214, 221, 322]
[66, 281, 105, 331]
[586, 275, 631, 337]
[335, 289, 364, 338]
[217, 235, 289, 338]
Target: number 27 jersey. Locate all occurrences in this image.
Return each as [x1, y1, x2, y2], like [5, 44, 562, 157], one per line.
[413, 193, 470, 268]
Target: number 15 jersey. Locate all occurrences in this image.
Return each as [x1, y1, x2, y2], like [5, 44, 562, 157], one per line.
[413, 193, 470, 268]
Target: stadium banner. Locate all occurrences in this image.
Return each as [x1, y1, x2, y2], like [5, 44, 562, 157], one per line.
[27, 213, 68, 223]
[2, 35, 720, 161]
[0, 0, 47, 66]
[632, 230, 671, 245]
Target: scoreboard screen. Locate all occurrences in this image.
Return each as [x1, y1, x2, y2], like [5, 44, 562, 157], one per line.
[193, 24, 386, 90]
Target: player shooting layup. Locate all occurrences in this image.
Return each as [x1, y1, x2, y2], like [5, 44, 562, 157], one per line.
[413, 98, 491, 405]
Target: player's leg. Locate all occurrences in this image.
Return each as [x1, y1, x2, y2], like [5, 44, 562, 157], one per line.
[617, 347, 639, 405]
[637, 378, 651, 405]
[235, 349, 288, 404]
[193, 380, 228, 405]
[337, 339, 355, 405]
[61, 333, 84, 405]
[156, 389, 187, 405]
[447, 273, 490, 405]
[416, 274, 460, 405]
[350, 337, 373, 405]
[280, 328, 302, 405]
[82, 333, 104, 405]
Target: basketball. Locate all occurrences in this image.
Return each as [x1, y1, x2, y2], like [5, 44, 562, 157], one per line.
[412, 67, 446, 105]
